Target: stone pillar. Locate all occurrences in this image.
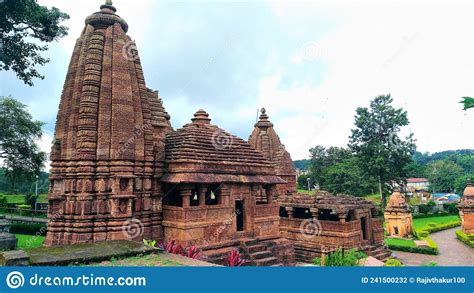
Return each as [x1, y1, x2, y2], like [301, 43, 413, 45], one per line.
[220, 185, 230, 205]
[266, 186, 275, 204]
[251, 184, 259, 201]
[198, 186, 207, 206]
[310, 207, 319, 220]
[181, 187, 192, 208]
[338, 211, 347, 223]
[285, 207, 294, 218]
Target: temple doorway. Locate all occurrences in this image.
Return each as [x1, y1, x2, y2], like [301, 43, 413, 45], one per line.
[235, 200, 244, 231]
[360, 216, 368, 240]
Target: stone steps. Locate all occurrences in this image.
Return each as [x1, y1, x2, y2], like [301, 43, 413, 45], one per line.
[240, 238, 283, 266]
[252, 256, 280, 266]
[246, 244, 267, 253]
[363, 245, 393, 262]
[251, 250, 273, 260]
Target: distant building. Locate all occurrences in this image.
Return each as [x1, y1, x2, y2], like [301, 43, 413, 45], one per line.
[406, 178, 429, 191]
[406, 178, 430, 200]
[296, 168, 310, 177]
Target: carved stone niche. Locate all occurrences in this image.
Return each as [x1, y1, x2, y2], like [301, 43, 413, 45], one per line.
[134, 178, 143, 192]
[49, 199, 64, 216]
[112, 176, 134, 195]
[51, 180, 65, 195]
[95, 178, 104, 193]
[111, 198, 132, 217]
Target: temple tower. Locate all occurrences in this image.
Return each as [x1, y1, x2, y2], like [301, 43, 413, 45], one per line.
[459, 178, 474, 234]
[45, 2, 171, 246]
[249, 108, 297, 196]
[384, 189, 413, 238]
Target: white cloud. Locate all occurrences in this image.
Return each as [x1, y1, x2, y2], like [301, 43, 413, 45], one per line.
[258, 1, 473, 159]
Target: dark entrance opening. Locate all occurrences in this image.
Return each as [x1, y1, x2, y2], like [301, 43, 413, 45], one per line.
[235, 200, 244, 231]
[360, 217, 367, 240]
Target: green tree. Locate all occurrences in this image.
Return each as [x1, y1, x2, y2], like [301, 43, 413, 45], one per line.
[454, 174, 473, 195]
[349, 94, 416, 206]
[0, 97, 46, 187]
[0, 0, 69, 85]
[24, 193, 38, 207]
[426, 160, 463, 193]
[405, 161, 427, 178]
[308, 146, 377, 196]
[460, 97, 474, 110]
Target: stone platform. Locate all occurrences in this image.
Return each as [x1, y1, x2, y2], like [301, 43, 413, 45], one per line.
[0, 240, 156, 266]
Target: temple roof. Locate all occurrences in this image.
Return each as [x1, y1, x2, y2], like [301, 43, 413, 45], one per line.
[385, 190, 411, 213]
[50, 1, 171, 164]
[463, 178, 474, 197]
[278, 192, 376, 213]
[85, 2, 128, 32]
[163, 110, 285, 184]
[459, 178, 474, 209]
[248, 108, 297, 177]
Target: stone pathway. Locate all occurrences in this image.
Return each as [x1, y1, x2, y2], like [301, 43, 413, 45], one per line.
[396, 228, 474, 266]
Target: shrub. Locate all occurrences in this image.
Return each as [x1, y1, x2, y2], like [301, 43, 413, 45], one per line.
[455, 230, 474, 248]
[10, 223, 47, 235]
[443, 202, 459, 215]
[416, 230, 429, 238]
[313, 248, 367, 266]
[384, 259, 403, 266]
[24, 194, 38, 207]
[385, 237, 438, 255]
[143, 239, 156, 247]
[418, 204, 431, 215]
[422, 261, 438, 266]
[225, 250, 247, 267]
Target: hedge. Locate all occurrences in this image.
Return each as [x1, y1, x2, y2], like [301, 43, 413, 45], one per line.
[414, 221, 461, 235]
[10, 223, 47, 236]
[455, 230, 474, 248]
[386, 238, 438, 255]
[413, 212, 451, 219]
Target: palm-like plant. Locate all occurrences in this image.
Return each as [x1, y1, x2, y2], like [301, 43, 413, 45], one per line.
[460, 97, 474, 110]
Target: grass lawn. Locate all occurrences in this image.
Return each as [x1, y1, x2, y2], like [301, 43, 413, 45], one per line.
[0, 193, 48, 204]
[363, 194, 382, 206]
[86, 253, 183, 266]
[14, 233, 45, 250]
[413, 215, 460, 231]
[297, 189, 315, 195]
[384, 237, 416, 248]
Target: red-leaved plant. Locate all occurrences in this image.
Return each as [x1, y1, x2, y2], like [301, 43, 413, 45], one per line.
[225, 250, 247, 266]
[183, 245, 202, 259]
[157, 240, 202, 259]
[157, 240, 183, 255]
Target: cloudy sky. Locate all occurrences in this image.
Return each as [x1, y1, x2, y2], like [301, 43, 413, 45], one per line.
[1, 0, 472, 167]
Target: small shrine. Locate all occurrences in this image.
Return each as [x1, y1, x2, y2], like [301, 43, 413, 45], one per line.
[459, 178, 474, 234]
[384, 189, 413, 238]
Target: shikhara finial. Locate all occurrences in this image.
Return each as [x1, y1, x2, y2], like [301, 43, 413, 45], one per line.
[261, 107, 266, 114]
[105, 0, 112, 5]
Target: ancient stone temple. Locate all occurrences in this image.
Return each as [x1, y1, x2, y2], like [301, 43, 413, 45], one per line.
[46, 1, 390, 266]
[161, 110, 294, 265]
[279, 192, 390, 262]
[249, 108, 297, 196]
[459, 178, 474, 234]
[384, 189, 413, 238]
[45, 2, 171, 246]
